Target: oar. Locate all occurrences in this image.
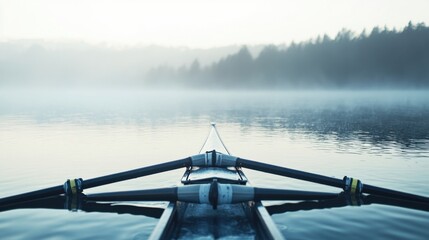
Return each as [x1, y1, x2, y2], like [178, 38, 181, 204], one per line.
[85, 182, 339, 209]
[0, 157, 192, 206]
[234, 158, 429, 203]
[198, 150, 429, 203]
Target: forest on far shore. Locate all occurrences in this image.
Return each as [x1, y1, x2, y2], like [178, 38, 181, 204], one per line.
[147, 22, 429, 89]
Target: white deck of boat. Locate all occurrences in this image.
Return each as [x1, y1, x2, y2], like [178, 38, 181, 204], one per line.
[149, 124, 284, 239]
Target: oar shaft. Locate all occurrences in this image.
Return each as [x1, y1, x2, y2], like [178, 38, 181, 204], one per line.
[254, 188, 339, 201]
[83, 158, 191, 189]
[86, 188, 178, 202]
[0, 186, 64, 208]
[236, 158, 344, 188]
[236, 158, 429, 203]
[0, 158, 191, 206]
[363, 184, 429, 203]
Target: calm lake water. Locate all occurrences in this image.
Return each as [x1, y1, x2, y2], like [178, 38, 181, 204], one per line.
[1, 88, 429, 239]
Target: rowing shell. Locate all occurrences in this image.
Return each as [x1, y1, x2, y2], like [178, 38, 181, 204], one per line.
[149, 123, 284, 239]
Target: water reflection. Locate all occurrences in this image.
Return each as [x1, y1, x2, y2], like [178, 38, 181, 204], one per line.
[0, 89, 429, 162]
[2, 89, 427, 151]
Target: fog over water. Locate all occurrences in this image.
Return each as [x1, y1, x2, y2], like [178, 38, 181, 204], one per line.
[1, 88, 428, 151]
[0, 42, 262, 87]
[1, 88, 428, 239]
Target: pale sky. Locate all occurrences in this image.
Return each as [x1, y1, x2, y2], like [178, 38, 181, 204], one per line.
[1, 0, 428, 48]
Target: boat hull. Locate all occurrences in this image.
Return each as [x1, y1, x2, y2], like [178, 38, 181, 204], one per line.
[149, 124, 284, 239]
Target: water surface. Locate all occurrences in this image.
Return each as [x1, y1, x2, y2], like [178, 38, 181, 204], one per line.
[1, 89, 428, 239]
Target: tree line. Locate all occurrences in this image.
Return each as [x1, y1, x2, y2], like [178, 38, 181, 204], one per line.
[146, 22, 429, 89]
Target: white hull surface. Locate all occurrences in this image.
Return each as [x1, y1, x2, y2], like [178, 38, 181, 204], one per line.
[149, 124, 284, 239]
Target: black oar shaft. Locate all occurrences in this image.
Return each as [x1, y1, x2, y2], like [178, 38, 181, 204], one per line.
[83, 158, 191, 189]
[363, 184, 429, 203]
[0, 186, 64, 208]
[86, 188, 178, 202]
[254, 188, 339, 201]
[237, 158, 429, 203]
[236, 158, 344, 188]
[0, 158, 191, 206]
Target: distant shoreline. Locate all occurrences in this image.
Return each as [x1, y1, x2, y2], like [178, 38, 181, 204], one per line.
[1, 23, 428, 90]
